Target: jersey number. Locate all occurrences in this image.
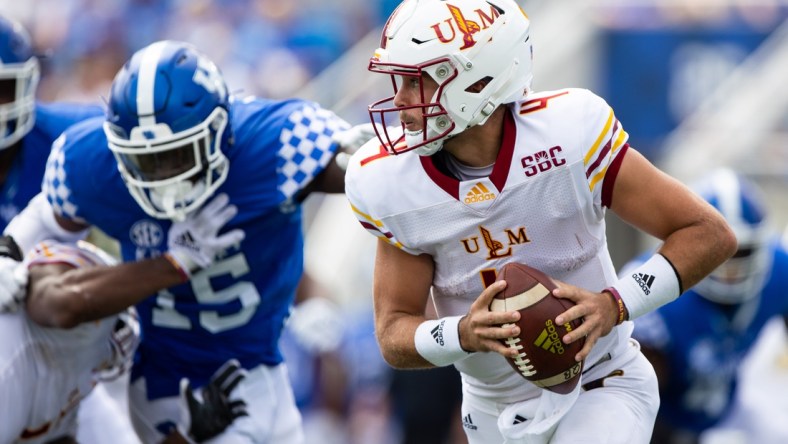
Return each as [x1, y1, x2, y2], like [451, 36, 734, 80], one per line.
[151, 253, 260, 333]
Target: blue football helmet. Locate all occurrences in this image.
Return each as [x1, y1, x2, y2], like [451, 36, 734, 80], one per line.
[104, 40, 231, 221]
[0, 16, 39, 150]
[692, 169, 771, 304]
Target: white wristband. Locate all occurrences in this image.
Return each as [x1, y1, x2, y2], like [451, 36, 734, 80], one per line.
[414, 316, 470, 367]
[610, 254, 681, 320]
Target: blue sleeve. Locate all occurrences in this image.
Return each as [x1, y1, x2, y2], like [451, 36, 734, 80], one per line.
[42, 117, 108, 223]
[231, 97, 349, 202]
[35, 102, 104, 138]
[275, 100, 349, 200]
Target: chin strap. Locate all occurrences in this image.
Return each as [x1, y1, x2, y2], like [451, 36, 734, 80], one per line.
[150, 180, 208, 222]
[407, 129, 445, 156]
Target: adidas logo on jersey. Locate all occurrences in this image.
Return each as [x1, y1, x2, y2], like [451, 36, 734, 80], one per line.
[462, 414, 478, 430]
[513, 414, 529, 425]
[533, 319, 565, 354]
[464, 182, 496, 204]
[431, 320, 445, 346]
[632, 273, 655, 295]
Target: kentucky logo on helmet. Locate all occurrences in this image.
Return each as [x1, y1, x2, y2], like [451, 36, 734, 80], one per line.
[432, 3, 501, 50]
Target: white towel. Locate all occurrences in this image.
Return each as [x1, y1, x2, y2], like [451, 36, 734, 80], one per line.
[497, 381, 581, 444]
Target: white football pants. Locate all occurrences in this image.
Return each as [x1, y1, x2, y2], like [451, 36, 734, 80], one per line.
[129, 363, 304, 443]
[461, 339, 659, 444]
[77, 380, 141, 443]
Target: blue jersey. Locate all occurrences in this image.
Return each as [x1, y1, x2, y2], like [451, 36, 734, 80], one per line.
[42, 96, 348, 398]
[630, 240, 788, 432]
[0, 102, 102, 229]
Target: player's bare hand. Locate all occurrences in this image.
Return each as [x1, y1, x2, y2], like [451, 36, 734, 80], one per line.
[552, 281, 618, 362]
[458, 280, 521, 358]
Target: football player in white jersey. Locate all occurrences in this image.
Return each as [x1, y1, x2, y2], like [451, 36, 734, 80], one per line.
[0, 197, 247, 443]
[344, 0, 737, 443]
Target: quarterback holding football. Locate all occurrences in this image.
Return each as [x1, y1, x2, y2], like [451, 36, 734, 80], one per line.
[345, 0, 736, 442]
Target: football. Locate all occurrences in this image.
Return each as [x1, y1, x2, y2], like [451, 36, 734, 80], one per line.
[489, 262, 585, 394]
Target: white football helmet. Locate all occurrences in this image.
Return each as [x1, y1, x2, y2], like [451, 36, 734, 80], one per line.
[692, 169, 771, 304]
[368, 0, 533, 156]
[0, 16, 40, 150]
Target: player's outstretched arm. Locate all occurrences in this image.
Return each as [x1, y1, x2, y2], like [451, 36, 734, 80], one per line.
[26, 194, 245, 328]
[26, 258, 183, 328]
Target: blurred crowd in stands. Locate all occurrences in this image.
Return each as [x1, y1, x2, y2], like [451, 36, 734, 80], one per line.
[0, 0, 400, 102]
[595, 0, 787, 30]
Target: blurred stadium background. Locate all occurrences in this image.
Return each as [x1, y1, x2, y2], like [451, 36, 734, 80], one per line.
[3, 0, 788, 443]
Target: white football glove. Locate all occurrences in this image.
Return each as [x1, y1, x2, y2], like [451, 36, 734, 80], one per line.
[288, 297, 345, 353]
[335, 122, 381, 152]
[0, 256, 29, 313]
[167, 193, 245, 276]
[333, 123, 381, 171]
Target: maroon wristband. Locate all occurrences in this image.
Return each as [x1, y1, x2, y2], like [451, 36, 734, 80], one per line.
[604, 287, 627, 325]
[163, 252, 190, 283]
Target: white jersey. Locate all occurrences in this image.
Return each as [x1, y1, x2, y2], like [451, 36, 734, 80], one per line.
[0, 241, 122, 443]
[346, 88, 635, 403]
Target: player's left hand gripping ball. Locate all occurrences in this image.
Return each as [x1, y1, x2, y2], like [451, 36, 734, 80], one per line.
[489, 262, 585, 394]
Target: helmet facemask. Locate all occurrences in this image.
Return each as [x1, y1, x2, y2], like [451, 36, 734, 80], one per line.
[105, 106, 229, 221]
[369, 59, 457, 156]
[368, 0, 533, 156]
[692, 169, 772, 304]
[0, 56, 39, 150]
[697, 244, 770, 304]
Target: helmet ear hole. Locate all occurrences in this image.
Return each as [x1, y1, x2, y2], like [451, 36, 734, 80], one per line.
[465, 76, 493, 94]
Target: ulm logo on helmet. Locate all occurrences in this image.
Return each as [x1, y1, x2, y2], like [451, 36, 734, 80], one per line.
[431, 4, 501, 50]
